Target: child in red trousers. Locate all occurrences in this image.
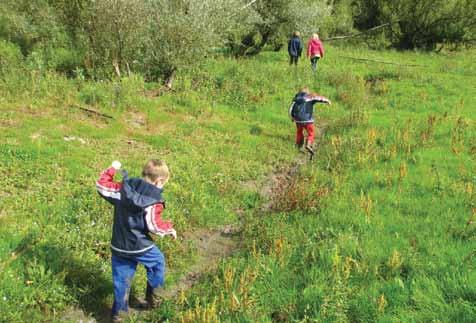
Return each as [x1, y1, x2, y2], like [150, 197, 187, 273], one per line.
[289, 88, 331, 156]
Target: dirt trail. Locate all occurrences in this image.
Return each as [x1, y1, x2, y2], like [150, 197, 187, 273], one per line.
[64, 125, 327, 322]
[260, 125, 327, 212]
[160, 124, 327, 298]
[162, 225, 240, 299]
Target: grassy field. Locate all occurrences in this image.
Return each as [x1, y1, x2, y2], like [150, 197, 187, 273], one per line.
[0, 46, 475, 322]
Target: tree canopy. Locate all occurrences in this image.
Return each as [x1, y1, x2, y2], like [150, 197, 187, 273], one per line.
[0, 0, 474, 80]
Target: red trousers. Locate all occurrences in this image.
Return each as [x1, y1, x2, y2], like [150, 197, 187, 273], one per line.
[296, 123, 314, 145]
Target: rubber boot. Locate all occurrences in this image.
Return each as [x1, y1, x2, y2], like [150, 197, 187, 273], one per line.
[145, 283, 163, 309]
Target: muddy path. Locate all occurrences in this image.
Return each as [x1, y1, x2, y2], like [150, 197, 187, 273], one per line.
[158, 125, 327, 299]
[259, 124, 327, 212]
[157, 124, 328, 299]
[162, 225, 240, 299]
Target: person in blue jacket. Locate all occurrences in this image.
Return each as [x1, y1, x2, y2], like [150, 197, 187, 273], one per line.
[289, 88, 331, 157]
[96, 159, 177, 322]
[288, 31, 303, 66]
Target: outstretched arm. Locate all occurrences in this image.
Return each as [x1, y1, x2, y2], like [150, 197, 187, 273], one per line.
[96, 161, 122, 204]
[306, 94, 331, 105]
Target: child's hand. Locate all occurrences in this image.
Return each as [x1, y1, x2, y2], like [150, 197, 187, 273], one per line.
[111, 161, 122, 170]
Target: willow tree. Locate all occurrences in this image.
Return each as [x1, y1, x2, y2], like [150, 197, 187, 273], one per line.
[140, 0, 249, 84]
[352, 0, 476, 49]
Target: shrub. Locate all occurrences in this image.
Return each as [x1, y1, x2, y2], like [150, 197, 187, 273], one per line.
[0, 40, 23, 78]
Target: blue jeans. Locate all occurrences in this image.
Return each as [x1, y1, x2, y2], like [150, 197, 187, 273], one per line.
[111, 245, 165, 316]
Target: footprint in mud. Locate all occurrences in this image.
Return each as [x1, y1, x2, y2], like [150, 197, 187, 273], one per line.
[163, 225, 240, 299]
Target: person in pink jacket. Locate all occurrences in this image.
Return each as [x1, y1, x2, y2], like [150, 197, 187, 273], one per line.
[307, 33, 325, 72]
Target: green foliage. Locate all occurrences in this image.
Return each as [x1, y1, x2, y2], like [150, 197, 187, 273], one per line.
[140, 1, 234, 80]
[0, 40, 22, 77]
[229, 0, 346, 56]
[353, 0, 476, 50]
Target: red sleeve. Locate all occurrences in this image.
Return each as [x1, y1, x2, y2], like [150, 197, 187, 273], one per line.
[96, 167, 122, 202]
[306, 94, 331, 104]
[145, 203, 176, 238]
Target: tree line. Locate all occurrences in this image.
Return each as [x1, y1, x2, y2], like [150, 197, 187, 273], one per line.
[0, 0, 474, 81]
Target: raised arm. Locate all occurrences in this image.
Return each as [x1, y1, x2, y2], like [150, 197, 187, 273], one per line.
[96, 162, 122, 204]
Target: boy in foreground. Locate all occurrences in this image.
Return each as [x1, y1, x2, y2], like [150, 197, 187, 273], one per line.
[96, 159, 177, 322]
[289, 88, 331, 158]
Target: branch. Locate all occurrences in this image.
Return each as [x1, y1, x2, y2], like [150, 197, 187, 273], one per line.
[324, 23, 392, 41]
[240, 0, 258, 11]
[70, 105, 115, 119]
[337, 55, 428, 68]
[227, 0, 258, 18]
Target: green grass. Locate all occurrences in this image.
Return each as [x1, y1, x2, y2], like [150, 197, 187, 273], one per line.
[0, 46, 475, 322]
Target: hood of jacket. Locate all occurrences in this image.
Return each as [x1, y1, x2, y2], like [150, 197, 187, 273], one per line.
[309, 38, 321, 46]
[294, 91, 307, 104]
[120, 171, 164, 210]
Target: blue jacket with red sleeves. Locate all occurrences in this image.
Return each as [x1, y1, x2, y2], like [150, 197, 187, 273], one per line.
[289, 91, 331, 124]
[96, 167, 176, 257]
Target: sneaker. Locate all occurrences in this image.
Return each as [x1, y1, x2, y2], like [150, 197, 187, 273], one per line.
[306, 143, 315, 157]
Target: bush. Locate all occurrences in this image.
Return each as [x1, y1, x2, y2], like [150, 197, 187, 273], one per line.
[0, 40, 23, 78]
[49, 47, 83, 76]
[352, 0, 476, 50]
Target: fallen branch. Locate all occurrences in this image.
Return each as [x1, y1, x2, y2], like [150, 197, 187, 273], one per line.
[240, 0, 257, 11]
[324, 23, 391, 41]
[337, 55, 428, 68]
[70, 105, 115, 119]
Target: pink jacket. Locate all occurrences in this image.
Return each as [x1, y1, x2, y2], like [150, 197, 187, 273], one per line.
[307, 39, 324, 58]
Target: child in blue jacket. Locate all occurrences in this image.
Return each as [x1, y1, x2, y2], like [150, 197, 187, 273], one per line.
[288, 31, 303, 65]
[96, 159, 176, 322]
[289, 88, 331, 156]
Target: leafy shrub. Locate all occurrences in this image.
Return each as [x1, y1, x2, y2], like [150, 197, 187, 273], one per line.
[78, 83, 107, 106]
[0, 40, 23, 78]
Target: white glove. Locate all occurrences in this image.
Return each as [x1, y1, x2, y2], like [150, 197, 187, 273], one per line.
[111, 161, 122, 170]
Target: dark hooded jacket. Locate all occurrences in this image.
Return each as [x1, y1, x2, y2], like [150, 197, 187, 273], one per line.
[288, 36, 303, 57]
[96, 169, 165, 257]
[289, 91, 331, 124]
[112, 176, 164, 257]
